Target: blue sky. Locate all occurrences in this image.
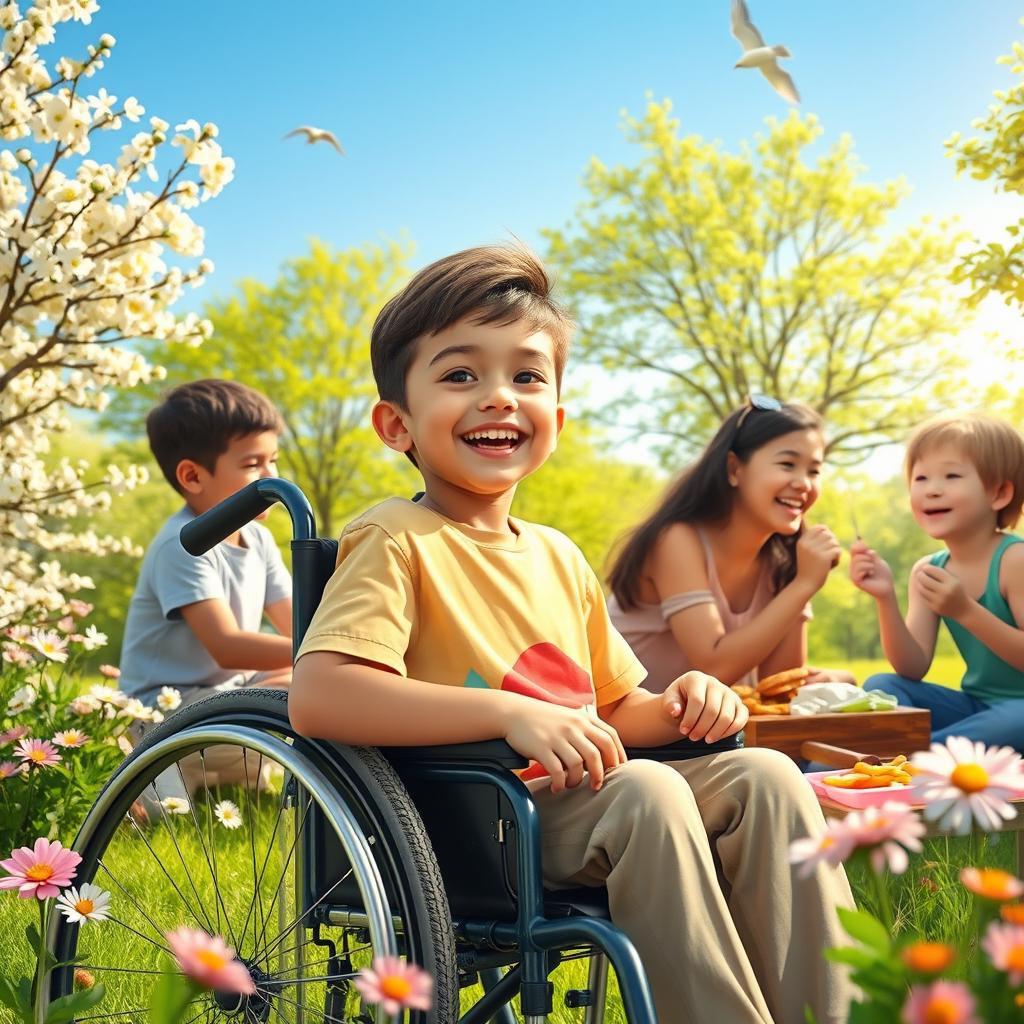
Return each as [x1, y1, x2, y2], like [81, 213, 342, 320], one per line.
[58, 0, 1024, 303]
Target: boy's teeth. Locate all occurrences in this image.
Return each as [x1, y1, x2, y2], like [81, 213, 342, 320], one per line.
[778, 498, 802, 508]
[464, 429, 519, 441]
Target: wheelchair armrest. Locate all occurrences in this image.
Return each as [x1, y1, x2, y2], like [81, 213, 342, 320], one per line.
[382, 739, 529, 770]
[625, 735, 740, 762]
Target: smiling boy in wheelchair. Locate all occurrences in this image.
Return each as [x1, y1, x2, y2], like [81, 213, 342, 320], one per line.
[289, 243, 854, 1024]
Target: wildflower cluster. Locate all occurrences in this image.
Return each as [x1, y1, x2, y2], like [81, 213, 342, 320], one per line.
[791, 737, 1024, 1023]
[0, 603, 175, 848]
[0, 0, 229, 629]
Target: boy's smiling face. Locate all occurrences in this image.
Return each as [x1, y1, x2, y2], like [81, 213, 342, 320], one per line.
[909, 443, 1010, 539]
[373, 315, 564, 517]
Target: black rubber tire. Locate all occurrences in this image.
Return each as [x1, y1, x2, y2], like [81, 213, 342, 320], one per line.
[46, 688, 459, 1024]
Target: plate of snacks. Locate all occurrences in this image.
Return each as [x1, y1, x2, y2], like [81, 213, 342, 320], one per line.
[808, 756, 922, 808]
[734, 666, 810, 716]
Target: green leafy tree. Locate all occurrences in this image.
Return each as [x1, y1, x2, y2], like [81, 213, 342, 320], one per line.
[105, 239, 420, 537]
[947, 26, 1024, 307]
[545, 101, 969, 467]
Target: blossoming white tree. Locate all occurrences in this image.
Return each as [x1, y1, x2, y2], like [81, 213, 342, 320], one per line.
[0, 0, 231, 627]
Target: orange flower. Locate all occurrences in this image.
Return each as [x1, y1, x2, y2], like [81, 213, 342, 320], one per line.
[901, 941, 956, 974]
[1002, 903, 1024, 925]
[960, 867, 1024, 902]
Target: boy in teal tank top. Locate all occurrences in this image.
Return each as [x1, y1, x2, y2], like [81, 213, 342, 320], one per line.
[849, 413, 1024, 751]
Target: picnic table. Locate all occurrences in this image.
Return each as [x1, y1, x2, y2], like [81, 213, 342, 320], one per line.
[741, 708, 932, 764]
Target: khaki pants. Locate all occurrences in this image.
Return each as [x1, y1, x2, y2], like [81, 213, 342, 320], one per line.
[529, 748, 854, 1024]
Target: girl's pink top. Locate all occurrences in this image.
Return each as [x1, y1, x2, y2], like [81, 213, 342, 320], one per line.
[607, 528, 810, 693]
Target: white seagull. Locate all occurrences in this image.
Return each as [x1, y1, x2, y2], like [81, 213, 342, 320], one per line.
[283, 125, 346, 155]
[730, 0, 800, 105]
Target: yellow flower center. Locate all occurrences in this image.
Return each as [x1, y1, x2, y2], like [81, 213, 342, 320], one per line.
[74, 898, 94, 915]
[29, 750, 47, 762]
[951, 763, 989, 793]
[1007, 945, 1024, 972]
[26, 864, 53, 882]
[380, 975, 413, 1001]
[923, 998, 959, 1024]
[196, 949, 228, 971]
[901, 942, 955, 973]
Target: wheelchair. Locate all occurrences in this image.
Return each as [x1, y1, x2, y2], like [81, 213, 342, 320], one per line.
[40, 478, 740, 1024]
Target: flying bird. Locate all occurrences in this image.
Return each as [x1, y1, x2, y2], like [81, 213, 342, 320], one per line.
[283, 125, 346, 155]
[730, 0, 800, 105]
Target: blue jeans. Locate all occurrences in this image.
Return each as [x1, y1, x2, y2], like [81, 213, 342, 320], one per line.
[864, 673, 1024, 753]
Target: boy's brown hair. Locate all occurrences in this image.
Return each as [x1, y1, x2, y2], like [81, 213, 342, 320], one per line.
[904, 412, 1024, 528]
[147, 379, 284, 494]
[370, 242, 574, 409]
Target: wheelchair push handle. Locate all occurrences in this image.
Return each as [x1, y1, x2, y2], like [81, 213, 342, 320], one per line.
[179, 478, 316, 555]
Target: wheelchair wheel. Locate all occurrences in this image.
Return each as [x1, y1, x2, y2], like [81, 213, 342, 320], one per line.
[40, 689, 458, 1023]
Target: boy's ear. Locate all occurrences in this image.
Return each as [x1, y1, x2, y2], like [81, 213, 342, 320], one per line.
[175, 458, 206, 496]
[372, 400, 413, 454]
[555, 404, 565, 436]
[991, 480, 1014, 513]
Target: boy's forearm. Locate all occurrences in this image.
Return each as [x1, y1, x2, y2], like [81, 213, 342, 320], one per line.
[876, 593, 929, 679]
[600, 689, 681, 747]
[213, 631, 293, 671]
[957, 603, 1024, 671]
[289, 655, 515, 745]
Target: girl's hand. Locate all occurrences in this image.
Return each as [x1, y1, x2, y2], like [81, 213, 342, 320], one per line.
[913, 564, 971, 621]
[795, 525, 842, 591]
[663, 671, 748, 743]
[849, 539, 895, 599]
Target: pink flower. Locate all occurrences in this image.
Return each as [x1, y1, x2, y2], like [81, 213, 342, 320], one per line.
[166, 926, 255, 994]
[981, 920, 1024, 985]
[0, 725, 29, 744]
[67, 599, 93, 618]
[0, 838, 81, 899]
[353, 956, 433, 1015]
[901, 980, 979, 1024]
[788, 820, 856, 878]
[25, 630, 68, 663]
[52, 729, 88, 748]
[98, 664, 120, 679]
[57, 616, 75, 633]
[840, 802, 926, 875]
[0, 761, 24, 779]
[15, 737, 61, 768]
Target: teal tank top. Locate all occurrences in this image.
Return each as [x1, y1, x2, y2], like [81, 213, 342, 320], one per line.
[930, 533, 1023, 704]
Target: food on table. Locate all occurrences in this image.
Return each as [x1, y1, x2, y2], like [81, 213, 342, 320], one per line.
[823, 755, 919, 789]
[734, 666, 812, 715]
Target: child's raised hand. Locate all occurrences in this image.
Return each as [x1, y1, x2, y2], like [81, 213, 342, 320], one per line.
[664, 671, 748, 743]
[794, 525, 842, 591]
[502, 699, 627, 794]
[849, 539, 895, 598]
[913, 563, 971, 620]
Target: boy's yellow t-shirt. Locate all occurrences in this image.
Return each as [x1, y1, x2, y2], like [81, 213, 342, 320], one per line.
[296, 498, 646, 711]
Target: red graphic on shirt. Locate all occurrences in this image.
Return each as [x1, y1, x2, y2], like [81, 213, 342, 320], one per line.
[500, 643, 593, 709]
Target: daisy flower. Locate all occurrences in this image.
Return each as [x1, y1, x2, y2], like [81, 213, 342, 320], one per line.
[1001, 903, 1024, 925]
[0, 725, 29, 744]
[15, 737, 62, 768]
[911, 736, 1022, 835]
[97, 664, 120, 679]
[67, 599, 93, 618]
[840, 802, 926, 875]
[68, 695, 100, 715]
[788, 820, 856, 878]
[161, 796, 190, 815]
[901, 941, 956, 974]
[982, 920, 1024, 986]
[901, 980, 978, 1024]
[26, 630, 68, 663]
[157, 686, 182, 712]
[960, 867, 1024, 902]
[0, 837, 81, 899]
[56, 883, 111, 924]
[354, 956, 433, 1015]
[213, 800, 242, 829]
[7, 685, 37, 715]
[81, 625, 107, 651]
[52, 729, 88, 748]
[0, 761, 24, 779]
[166, 926, 255, 994]
[88, 684, 124, 705]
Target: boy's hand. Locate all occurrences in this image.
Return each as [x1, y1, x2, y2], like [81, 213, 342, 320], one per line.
[913, 564, 971, 620]
[664, 671, 748, 743]
[849, 539, 895, 598]
[795, 525, 842, 591]
[503, 700, 627, 794]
